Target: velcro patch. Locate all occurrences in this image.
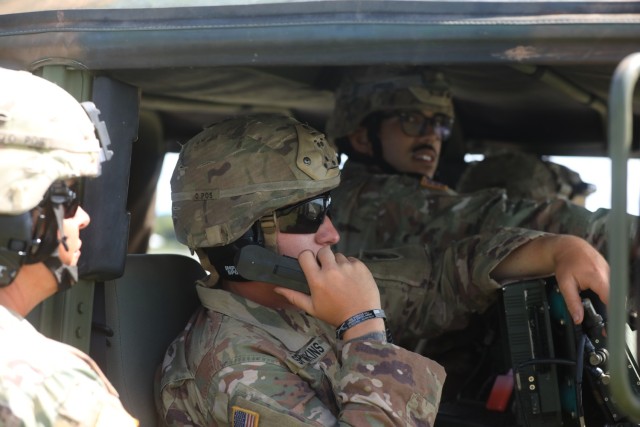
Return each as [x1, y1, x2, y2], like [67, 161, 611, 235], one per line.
[288, 337, 330, 370]
[232, 406, 260, 427]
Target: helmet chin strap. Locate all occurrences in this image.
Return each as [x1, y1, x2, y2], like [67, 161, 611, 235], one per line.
[258, 214, 278, 253]
[47, 202, 79, 291]
[359, 113, 400, 174]
[44, 255, 79, 292]
[27, 200, 79, 291]
[367, 127, 400, 175]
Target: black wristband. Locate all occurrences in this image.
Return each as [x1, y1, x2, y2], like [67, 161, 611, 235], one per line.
[335, 309, 386, 340]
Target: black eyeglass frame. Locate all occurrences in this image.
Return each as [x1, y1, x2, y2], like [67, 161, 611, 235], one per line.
[272, 192, 332, 235]
[389, 109, 454, 141]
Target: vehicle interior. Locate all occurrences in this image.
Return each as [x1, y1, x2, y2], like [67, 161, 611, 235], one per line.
[1, 1, 640, 426]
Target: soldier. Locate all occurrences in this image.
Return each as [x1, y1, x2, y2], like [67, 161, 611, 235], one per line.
[156, 113, 609, 426]
[325, 65, 630, 401]
[326, 65, 633, 263]
[456, 150, 596, 206]
[0, 68, 138, 426]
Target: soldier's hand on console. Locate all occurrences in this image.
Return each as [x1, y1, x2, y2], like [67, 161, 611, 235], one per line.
[493, 234, 609, 324]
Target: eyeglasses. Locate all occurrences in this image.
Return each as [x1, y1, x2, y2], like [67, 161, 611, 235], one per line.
[393, 110, 453, 141]
[46, 181, 81, 219]
[274, 193, 331, 234]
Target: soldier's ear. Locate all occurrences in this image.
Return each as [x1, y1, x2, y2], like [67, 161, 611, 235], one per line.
[348, 126, 373, 156]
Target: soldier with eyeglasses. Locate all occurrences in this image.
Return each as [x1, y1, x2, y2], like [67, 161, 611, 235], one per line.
[325, 66, 637, 258]
[156, 113, 609, 427]
[326, 65, 639, 401]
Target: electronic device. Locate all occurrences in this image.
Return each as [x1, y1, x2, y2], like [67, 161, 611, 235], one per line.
[236, 244, 310, 294]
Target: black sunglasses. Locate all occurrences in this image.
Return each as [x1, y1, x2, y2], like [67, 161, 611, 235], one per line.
[46, 181, 81, 219]
[393, 110, 453, 141]
[274, 193, 331, 234]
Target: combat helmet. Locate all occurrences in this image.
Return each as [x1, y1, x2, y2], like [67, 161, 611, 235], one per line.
[0, 67, 112, 286]
[326, 66, 455, 142]
[456, 151, 596, 203]
[171, 113, 340, 281]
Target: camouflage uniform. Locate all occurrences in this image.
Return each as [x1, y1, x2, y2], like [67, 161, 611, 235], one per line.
[0, 306, 137, 427]
[326, 66, 634, 401]
[158, 114, 458, 426]
[332, 161, 623, 258]
[330, 161, 621, 398]
[157, 226, 544, 426]
[332, 161, 633, 364]
[0, 68, 137, 426]
[158, 284, 445, 427]
[326, 66, 631, 268]
[456, 151, 596, 202]
[156, 113, 565, 425]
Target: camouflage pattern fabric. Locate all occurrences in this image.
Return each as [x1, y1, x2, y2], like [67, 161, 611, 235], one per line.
[357, 229, 545, 343]
[157, 286, 447, 427]
[171, 114, 340, 250]
[325, 66, 454, 141]
[0, 68, 103, 215]
[0, 306, 138, 427]
[333, 161, 630, 259]
[156, 223, 547, 426]
[456, 151, 596, 201]
[332, 161, 631, 401]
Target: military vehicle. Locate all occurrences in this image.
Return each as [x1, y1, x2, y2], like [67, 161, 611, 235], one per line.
[1, 1, 640, 426]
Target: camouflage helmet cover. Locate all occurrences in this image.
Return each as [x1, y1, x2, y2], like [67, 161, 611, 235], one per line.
[171, 114, 341, 250]
[0, 68, 103, 215]
[326, 66, 455, 140]
[456, 151, 596, 200]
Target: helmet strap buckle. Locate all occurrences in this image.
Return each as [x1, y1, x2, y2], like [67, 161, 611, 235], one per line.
[259, 214, 278, 253]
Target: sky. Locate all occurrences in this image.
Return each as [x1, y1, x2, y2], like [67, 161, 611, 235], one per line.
[155, 152, 640, 216]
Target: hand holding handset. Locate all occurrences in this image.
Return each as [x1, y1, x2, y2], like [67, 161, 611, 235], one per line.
[236, 245, 310, 294]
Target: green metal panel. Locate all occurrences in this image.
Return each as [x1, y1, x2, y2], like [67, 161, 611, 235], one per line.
[29, 66, 95, 353]
[608, 51, 640, 423]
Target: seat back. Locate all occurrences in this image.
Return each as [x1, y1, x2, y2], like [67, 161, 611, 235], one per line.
[99, 254, 205, 427]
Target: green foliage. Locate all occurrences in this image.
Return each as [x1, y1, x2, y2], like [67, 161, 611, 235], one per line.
[154, 214, 176, 240]
[149, 214, 194, 258]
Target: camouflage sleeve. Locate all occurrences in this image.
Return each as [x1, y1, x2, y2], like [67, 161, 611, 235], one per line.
[437, 227, 549, 324]
[334, 167, 639, 259]
[198, 343, 444, 426]
[337, 340, 445, 426]
[365, 228, 548, 342]
[483, 196, 624, 254]
[0, 362, 138, 427]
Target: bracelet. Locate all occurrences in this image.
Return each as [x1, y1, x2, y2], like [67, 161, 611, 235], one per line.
[335, 309, 387, 340]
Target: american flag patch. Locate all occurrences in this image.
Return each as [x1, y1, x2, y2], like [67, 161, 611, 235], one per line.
[232, 406, 260, 427]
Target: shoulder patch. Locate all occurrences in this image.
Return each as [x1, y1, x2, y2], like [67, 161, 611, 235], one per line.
[232, 406, 260, 427]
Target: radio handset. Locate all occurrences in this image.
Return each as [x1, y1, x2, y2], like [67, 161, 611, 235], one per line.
[235, 245, 310, 294]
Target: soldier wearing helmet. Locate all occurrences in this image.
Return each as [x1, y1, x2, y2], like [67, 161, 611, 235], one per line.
[326, 66, 454, 179]
[156, 113, 610, 426]
[327, 65, 632, 260]
[0, 68, 138, 426]
[456, 151, 596, 205]
[326, 66, 632, 400]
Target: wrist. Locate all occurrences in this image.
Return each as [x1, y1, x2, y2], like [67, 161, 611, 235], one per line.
[336, 309, 388, 340]
[345, 329, 388, 343]
[341, 318, 385, 341]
